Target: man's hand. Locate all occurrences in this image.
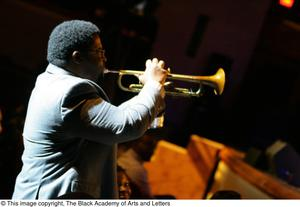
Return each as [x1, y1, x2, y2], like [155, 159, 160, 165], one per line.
[139, 58, 169, 85]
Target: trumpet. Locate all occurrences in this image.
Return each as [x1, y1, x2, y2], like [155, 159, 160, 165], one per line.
[104, 68, 225, 97]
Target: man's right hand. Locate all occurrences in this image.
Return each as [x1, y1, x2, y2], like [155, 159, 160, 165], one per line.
[139, 58, 169, 85]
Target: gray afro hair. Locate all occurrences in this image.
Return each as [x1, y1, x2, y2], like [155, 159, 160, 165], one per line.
[47, 20, 100, 67]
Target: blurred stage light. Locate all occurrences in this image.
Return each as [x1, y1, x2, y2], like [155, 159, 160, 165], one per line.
[279, 0, 295, 8]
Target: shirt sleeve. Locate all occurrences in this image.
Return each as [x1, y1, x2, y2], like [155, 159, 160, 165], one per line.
[61, 80, 165, 145]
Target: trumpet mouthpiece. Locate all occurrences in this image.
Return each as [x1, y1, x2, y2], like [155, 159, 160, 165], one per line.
[103, 69, 119, 74]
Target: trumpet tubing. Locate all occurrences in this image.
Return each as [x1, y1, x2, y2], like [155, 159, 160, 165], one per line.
[104, 68, 225, 97]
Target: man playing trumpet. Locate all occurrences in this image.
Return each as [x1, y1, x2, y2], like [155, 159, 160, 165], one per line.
[12, 20, 168, 199]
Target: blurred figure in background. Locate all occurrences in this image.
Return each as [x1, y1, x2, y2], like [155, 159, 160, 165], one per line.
[117, 165, 132, 199]
[118, 129, 162, 198]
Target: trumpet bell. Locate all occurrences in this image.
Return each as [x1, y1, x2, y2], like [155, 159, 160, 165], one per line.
[205, 68, 225, 95]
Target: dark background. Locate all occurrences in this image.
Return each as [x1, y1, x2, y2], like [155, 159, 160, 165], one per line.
[1, 0, 300, 197]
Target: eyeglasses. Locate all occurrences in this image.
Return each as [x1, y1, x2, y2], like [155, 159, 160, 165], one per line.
[88, 48, 105, 55]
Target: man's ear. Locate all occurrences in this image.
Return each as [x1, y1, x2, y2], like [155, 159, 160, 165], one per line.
[71, 51, 82, 64]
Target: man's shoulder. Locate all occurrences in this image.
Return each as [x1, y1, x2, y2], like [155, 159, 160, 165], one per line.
[41, 64, 96, 92]
[38, 64, 107, 101]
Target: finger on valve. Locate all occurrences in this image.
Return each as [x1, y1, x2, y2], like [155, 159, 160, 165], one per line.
[146, 59, 152, 68]
[158, 60, 165, 69]
[152, 58, 158, 64]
